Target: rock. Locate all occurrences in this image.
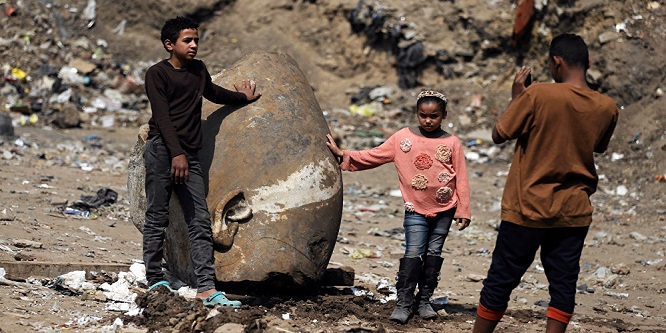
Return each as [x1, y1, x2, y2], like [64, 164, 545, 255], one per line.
[14, 253, 35, 261]
[563, 0, 605, 16]
[436, 308, 449, 316]
[12, 239, 43, 249]
[587, 69, 604, 85]
[321, 266, 355, 286]
[458, 114, 472, 126]
[466, 274, 485, 282]
[214, 323, 246, 333]
[610, 263, 630, 275]
[629, 232, 647, 241]
[127, 51, 343, 291]
[53, 103, 81, 128]
[603, 274, 620, 288]
[598, 31, 621, 45]
[587, 266, 609, 281]
[68, 58, 97, 75]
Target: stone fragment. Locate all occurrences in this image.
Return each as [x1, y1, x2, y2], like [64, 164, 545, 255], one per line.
[598, 31, 621, 45]
[12, 239, 43, 249]
[53, 103, 81, 128]
[321, 266, 355, 286]
[587, 69, 604, 84]
[610, 263, 630, 275]
[68, 58, 97, 75]
[466, 274, 485, 282]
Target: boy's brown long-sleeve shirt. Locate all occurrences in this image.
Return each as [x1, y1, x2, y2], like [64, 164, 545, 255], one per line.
[145, 59, 247, 157]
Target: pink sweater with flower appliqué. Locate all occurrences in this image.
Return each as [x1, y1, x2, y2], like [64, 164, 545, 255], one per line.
[341, 128, 471, 219]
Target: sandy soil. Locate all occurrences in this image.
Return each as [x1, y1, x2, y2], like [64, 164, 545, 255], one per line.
[0, 124, 664, 332]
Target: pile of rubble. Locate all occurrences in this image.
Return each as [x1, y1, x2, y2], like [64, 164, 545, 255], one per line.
[1, 0, 152, 132]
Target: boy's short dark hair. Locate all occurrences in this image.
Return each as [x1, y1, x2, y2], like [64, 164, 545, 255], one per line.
[549, 34, 589, 69]
[161, 16, 199, 49]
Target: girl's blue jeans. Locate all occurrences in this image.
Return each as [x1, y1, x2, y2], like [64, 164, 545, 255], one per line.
[403, 209, 455, 258]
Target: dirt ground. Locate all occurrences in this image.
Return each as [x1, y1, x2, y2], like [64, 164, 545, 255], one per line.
[1, 0, 665, 332]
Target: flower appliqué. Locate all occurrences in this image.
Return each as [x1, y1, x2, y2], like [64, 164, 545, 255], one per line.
[436, 187, 453, 203]
[437, 171, 451, 184]
[404, 202, 415, 212]
[400, 138, 412, 153]
[435, 144, 452, 164]
[414, 153, 433, 170]
[411, 174, 428, 190]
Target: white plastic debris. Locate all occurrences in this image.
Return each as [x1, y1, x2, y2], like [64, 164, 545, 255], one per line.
[586, 267, 609, 281]
[465, 151, 481, 161]
[611, 152, 624, 161]
[60, 270, 95, 290]
[615, 22, 626, 33]
[129, 262, 147, 285]
[389, 189, 402, 197]
[83, 0, 96, 20]
[604, 291, 629, 299]
[99, 273, 137, 303]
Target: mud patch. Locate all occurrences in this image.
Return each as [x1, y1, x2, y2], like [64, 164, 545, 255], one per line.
[120, 287, 481, 332]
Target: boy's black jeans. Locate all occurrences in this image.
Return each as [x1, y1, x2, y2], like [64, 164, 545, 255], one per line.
[143, 137, 217, 293]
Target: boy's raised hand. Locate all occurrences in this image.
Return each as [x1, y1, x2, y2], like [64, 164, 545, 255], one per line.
[326, 134, 344, 159]
[234, 79, 261, 102]
[511, 66, 532, 100]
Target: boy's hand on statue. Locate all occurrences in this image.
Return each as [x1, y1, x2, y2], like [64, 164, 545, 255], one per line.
[234, 79, 261, 102]
[511, 66, 531, 100]
[171, 154, 189, 184]
[455, 218, 470, 231]
[326, 134, 343, 158]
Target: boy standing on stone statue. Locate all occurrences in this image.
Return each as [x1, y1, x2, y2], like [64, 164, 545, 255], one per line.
[472, 34, 618, 332]
[143, 16, 260, 307]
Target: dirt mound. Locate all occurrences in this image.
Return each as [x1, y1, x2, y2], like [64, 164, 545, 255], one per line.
[125, 287, 478, 332]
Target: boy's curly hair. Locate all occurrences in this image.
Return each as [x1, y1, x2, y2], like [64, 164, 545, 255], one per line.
[161, 16, 199, 51]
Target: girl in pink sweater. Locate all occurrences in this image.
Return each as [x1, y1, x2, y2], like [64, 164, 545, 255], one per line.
[327, 90, 471, 324]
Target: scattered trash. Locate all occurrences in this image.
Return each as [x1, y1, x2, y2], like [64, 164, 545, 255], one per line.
[604, 291, 629, 299]
[640, 258, 663, 266]
[349, 248, 382, 259]
[349, 103, 380, 117]
[65, 207, 91, 218]
[576, 284, 595, 294]
[615, 185, 628, 196]
[534, 300, 549, 307]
